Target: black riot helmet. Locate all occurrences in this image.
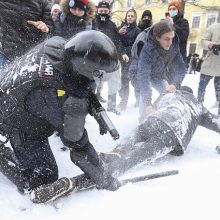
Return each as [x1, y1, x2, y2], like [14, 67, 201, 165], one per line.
[64, 30, 119, 82]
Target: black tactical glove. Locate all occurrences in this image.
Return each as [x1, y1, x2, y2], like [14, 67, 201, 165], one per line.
[96, 172, 121, 191]
[99, 123, 108, 135]
[212, 44, 220, 55]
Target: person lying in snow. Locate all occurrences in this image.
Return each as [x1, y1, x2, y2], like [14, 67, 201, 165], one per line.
[100, 86, 220, 175]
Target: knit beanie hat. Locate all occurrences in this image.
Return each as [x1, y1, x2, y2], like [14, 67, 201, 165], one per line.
[141, 10, 152, 20]
[168, 1, 181, 12]
[69, 0, 89, 11]
[51, 4, 61, 15]
[97, 1, 110, 9]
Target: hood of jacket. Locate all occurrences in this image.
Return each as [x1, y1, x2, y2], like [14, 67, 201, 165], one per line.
[60, 0, 96, 24]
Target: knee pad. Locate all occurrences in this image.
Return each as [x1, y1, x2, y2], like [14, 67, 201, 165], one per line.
[63, 96, 88, 142]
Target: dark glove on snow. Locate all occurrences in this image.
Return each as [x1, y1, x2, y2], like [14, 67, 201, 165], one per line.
[212, 44, 220, 55]
[96, 173, 121, 191]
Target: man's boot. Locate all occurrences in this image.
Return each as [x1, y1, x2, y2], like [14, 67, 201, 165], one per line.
[70, 141, 121, 191]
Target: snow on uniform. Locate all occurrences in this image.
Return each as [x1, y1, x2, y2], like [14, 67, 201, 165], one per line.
[0, 37, 65, 137]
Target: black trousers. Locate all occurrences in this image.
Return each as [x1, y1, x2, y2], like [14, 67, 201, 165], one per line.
[9, 133, 58, 191]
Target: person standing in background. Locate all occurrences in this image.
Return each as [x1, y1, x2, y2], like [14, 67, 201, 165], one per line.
[118, 9, 141, 111]
[138, 10, 153, 32]
[51, 4, 61, 23]
[54, 0, 96, 38]
[165, 1, 189, 64]
[197, 21, 220, 111]
[93, 1, 126, 114]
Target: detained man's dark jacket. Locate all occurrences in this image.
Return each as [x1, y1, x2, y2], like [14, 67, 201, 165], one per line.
[0, 0, 54, 60]
[103, 89, 220, 176]
[150, 90, 220, 151]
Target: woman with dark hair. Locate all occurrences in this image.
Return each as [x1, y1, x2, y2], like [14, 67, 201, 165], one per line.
[117, 9, 141, 111]
[137, 20, 186, 122]
[138, 10, 153, 32]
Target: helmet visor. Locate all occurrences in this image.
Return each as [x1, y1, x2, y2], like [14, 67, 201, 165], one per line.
[93, 63, 121, 87]
[93, 60, 120, 82]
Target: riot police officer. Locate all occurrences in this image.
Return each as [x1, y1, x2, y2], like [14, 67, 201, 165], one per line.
[0, 30, 120, 193]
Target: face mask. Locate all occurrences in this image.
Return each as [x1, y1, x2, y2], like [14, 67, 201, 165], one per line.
[169, 10, 178, 18]
[142, 19, 151, 27]
[97, 14, 110, 23]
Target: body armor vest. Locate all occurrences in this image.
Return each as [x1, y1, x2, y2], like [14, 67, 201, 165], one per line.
[0, 44, 63, 136]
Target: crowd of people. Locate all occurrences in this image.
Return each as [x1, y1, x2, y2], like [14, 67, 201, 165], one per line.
[0, 0, 219, 201]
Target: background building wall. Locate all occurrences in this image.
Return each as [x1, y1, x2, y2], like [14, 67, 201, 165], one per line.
[110, 0, 220, 57]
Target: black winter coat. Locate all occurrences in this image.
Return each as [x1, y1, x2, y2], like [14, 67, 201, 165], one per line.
[118, 21, 141, 58]
[93, 19, 125, 57]
[0, 0, 54, 60]
[173, 13, 189, 63]
[54, 13, 92, 39]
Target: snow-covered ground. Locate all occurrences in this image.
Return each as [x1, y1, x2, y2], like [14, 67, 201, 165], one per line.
[0, 73, 219, 220]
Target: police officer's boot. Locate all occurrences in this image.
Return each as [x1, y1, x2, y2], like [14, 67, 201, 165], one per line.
[70, 141, 121, 191]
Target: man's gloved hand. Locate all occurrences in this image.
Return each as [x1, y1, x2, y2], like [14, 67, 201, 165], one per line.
[97, 174, 121, 191]
[212, 44, 220, 55]
[99, 123, 108, 135]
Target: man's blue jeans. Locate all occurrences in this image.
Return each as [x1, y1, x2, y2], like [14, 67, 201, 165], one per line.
[197, 74, 220, 103]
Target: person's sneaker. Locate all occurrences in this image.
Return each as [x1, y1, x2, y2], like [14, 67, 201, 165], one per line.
[31, 177, 74, 203]
[107, 107, 120, 115]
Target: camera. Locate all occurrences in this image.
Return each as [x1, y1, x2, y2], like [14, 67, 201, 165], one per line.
[212, 44, 220, 55]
